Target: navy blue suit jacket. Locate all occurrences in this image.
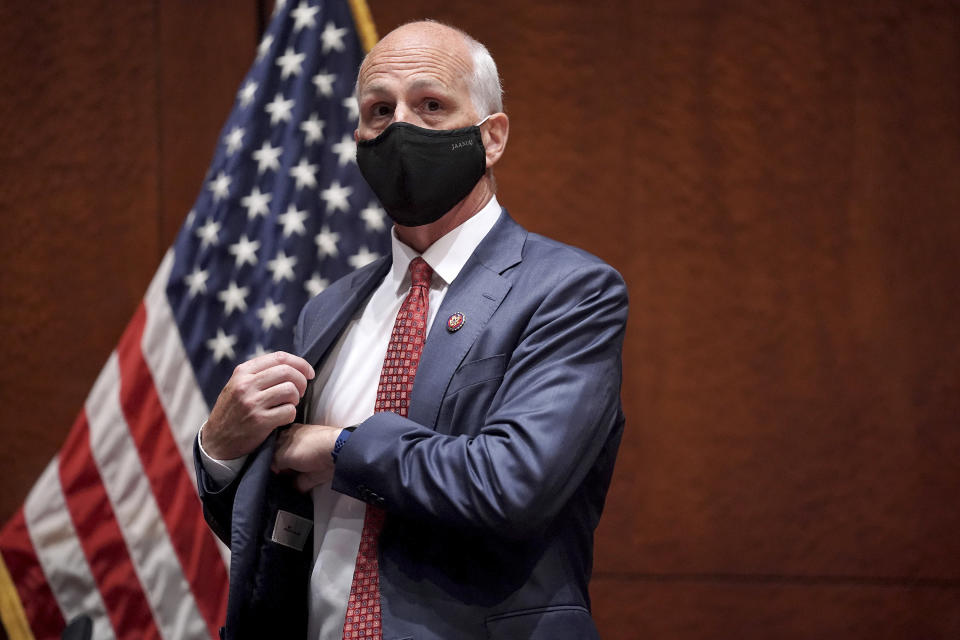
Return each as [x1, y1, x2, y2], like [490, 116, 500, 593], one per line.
[196, 210, 628, 639]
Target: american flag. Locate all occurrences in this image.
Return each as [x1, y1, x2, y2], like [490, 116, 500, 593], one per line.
[0, 1, 387, 638]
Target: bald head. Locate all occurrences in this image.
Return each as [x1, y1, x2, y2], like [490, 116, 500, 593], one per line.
[369, 21, 471, 61]
[357, 21, 502, 124]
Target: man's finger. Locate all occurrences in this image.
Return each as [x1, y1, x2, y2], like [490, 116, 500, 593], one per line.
[295, 470, 331, 493]
[294, 473, 313, 493]
[259, 380, 302, 411]
[253, 363, 310, 397]
[258, 403, 298, 431]
[240, 351, 315, 380]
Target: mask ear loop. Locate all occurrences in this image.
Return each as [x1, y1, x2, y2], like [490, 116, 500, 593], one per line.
[474, 115, 494, 175]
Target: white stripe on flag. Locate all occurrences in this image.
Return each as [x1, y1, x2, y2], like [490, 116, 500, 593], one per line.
[84, 354, 209, 640]
[143, 249, 230, 567]
[143, 250, 211, 486]
[24, 459, 115, 640]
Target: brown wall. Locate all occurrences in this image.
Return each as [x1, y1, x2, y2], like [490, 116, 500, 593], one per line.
[2, 1, 959, 638]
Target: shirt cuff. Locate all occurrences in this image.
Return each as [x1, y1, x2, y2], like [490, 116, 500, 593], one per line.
[197, 421, 248, 488]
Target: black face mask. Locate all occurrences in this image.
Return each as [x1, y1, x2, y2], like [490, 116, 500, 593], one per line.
[356, 120, 488, 227]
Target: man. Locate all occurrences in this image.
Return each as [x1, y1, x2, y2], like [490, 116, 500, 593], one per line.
[196, 20, 628, 640]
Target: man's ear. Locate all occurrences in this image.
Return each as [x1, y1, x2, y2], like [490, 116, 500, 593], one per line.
[481, 113, 509, 169]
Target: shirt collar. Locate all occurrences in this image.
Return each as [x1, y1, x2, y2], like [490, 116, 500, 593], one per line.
[388, 195, 502, 292]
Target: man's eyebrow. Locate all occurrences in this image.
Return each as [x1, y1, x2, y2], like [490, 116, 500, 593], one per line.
[358, 81, 391, 100]
[359, 78, 451, 100]
[407, 78, 447, 93]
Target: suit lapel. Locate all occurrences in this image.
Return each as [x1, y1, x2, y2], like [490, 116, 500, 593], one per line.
[298, 258, 391, 367]
[408, 211, 526, 428]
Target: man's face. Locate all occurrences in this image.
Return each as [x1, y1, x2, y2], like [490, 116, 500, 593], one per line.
[355, 24, 478, 142]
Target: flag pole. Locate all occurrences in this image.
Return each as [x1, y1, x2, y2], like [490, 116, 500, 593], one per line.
[0, 554, 34, 640]
[348, 0, 378, 53]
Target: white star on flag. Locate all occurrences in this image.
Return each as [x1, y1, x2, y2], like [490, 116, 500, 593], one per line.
[248, 343, 270, 360]
[342, 95, 359, 121]
[291, 1, 319, 32]
[305, 273, 330, 297]
[312, 70, 336, 97]
[241, 186, 272, 220]
[321, 21, 348, 54]
[360, 203, 387, 231]
[224, 127, 245, 155]
[265, 93, 295, 125]
[228, 235, 261, 268]
[206, 328, 238, 363]
[267, 251, 298, 283]
[256, 299, 286, 330]
[332, 134, 356, 166]
[257, 34, 274, 61]
[196, 219, 222, 248]
[276, 47, 306, 79]
[252, 141, 283, 174]
[218, 281, 250, 315]
[320, 181, 353, 213]
[184, 267, 209, 297]
[300, 113, 326, 145]
[208, 171, 232, 201]
[278, 205, 309, 237]
[290, 159, 319, 190]
[315, 226, 340, 257]
[348, 247, 380, 269]
[238, 80, 258, 108]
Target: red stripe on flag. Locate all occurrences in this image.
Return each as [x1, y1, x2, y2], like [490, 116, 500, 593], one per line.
[0, 508, 65, 640]
[59, 412, 161, 640]
[116, 304, 228, 637]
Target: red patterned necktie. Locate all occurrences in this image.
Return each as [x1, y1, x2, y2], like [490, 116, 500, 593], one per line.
[342, 257, 433, 640]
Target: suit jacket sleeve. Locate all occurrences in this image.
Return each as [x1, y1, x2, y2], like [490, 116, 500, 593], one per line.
[193, 315, 309, 547]
[331, 257, 628, 539]
[194, 436, 240, 546]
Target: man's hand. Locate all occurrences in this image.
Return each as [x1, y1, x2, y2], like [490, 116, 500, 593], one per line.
[272, 423, 343, 493]
[202, 351, 315, 460]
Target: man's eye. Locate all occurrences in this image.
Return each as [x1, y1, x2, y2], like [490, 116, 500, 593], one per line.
[425, 100, 441, 112]
[374, 105, 392, 117]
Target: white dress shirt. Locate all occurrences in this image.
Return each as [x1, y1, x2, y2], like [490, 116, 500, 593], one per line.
[199, 196, 502, 639]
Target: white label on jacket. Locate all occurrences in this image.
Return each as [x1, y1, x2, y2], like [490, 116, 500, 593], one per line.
[271, 510, 313, 551]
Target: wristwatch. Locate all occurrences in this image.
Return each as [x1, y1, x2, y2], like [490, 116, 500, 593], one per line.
[331, 426, 357, 463]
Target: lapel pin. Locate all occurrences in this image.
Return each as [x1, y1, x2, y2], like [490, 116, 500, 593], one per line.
[446, 312, 465, 333]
